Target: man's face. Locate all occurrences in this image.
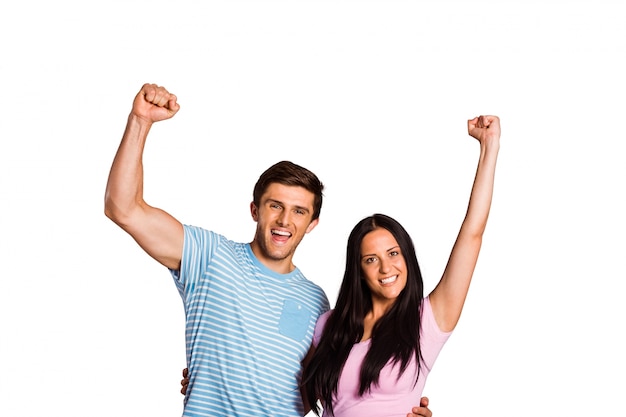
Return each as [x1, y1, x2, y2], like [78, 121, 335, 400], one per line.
[250, 183, 319, 273]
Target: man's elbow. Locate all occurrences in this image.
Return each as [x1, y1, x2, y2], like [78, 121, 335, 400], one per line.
[104, 197, 132, 228]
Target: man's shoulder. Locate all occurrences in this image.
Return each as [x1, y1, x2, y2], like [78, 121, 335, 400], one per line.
[183, 224, 246, 246]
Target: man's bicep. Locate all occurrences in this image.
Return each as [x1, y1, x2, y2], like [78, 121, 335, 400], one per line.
[124, 205, 184, 270]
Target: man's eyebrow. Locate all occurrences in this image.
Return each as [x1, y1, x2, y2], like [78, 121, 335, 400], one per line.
[265, 199, 310, 213]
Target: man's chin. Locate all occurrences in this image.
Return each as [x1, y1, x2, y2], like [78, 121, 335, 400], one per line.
[267, 249, 292, 262]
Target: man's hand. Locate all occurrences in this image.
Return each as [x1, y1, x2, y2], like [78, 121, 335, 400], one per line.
[180, 367, 189, 395]
[407, 396, 432, 417]
[132, 83, 180, 124]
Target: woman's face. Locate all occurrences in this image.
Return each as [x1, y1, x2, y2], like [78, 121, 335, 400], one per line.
[360, 227, 407, 305]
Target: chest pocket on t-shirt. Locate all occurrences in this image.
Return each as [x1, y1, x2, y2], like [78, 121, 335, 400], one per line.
[278, 299, 312, 341]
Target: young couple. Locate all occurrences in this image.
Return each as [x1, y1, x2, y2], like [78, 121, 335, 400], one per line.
[105, 83, 500, 416]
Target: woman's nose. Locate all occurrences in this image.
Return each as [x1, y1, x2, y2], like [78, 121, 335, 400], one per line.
[379, 258, 391, 273]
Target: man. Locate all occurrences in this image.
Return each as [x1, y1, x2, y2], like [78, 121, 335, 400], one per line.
[105, 83, 433, 416]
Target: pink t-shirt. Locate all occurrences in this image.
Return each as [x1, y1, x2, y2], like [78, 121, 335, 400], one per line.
[312, 296, 451, 417]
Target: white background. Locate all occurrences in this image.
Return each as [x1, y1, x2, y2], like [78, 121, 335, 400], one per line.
[1, 1, 625, 416]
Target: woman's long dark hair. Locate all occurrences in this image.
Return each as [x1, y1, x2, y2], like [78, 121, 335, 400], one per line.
[302, 214, 425, 416]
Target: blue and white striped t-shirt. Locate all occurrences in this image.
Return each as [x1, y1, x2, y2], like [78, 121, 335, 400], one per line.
[171, 225, 330, 417]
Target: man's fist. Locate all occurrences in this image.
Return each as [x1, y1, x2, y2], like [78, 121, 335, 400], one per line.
[132, 83, 180, 124]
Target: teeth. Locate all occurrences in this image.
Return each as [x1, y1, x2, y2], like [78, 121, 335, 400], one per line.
[272, 230, 290, 236]
[380, 275, 397, 284]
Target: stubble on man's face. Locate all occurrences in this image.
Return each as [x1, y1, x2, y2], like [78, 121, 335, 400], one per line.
[254, 218, 299, 262]
[249, 183, 317, 273]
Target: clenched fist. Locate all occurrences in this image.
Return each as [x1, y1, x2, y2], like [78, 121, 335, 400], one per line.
[131, 83, 180, 124]
[468, 115, 500, 144]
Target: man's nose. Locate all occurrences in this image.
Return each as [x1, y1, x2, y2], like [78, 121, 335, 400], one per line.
[277, 210, 291, 226]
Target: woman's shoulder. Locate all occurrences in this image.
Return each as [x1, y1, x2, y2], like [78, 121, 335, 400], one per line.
[318, 309, 334, 325]
[313, 309, 335, 345]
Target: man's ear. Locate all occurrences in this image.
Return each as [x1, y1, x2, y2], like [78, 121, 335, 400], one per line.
[305, 218, 319, 234]
[250, 202, 259, 222]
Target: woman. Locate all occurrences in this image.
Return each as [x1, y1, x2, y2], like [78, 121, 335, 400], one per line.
[302, 115, 501, 417]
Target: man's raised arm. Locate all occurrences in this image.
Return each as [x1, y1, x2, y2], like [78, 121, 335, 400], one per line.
[104, 83, 184, 270]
